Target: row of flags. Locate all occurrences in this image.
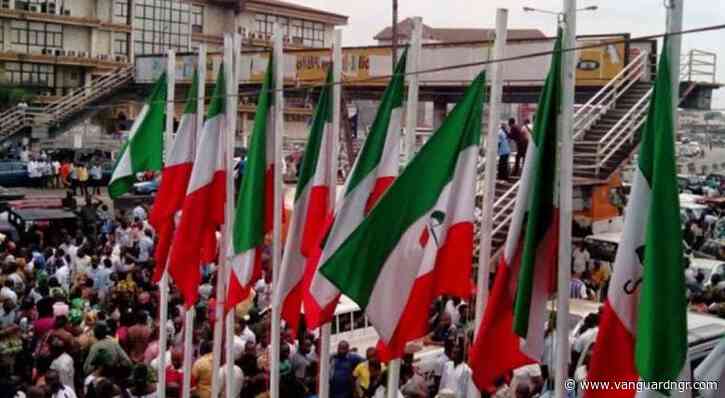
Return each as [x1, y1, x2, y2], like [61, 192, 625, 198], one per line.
[108, 31, 691, 397]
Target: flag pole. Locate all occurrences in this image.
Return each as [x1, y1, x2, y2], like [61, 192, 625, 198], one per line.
[270, 23, 285, 398]
[468, 9, 508, 398]
[403, 17, 422, 163]
[181, 43, 205, 398]
[318, 28, 342, 398]
[222, 32, 241, 398]
[211, 36, 233, 398]
[158, 48, 176, 398]
[385, 16, 421, 398]
[555, 1, 576, 397]
[666, 0, 683, 129]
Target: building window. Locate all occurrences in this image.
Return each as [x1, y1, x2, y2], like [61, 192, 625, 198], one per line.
[133, 0, 190, 55]
[114, 33, 128, 55]
[3, 62, 54, 87]
[114, 0, 129, 19]
[191, 5, 203, 33]
[11, 21, 62, 53]
[255, 13, 324, 47]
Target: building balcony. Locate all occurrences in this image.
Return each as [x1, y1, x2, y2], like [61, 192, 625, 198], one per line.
[0, 50, 127, 70]
[0, 7, 130, 32]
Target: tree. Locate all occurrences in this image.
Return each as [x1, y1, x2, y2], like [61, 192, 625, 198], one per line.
[0, 86, 32, 111]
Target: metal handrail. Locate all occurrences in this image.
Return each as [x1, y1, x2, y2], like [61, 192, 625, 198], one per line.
[572, 51, 649, 140]
[592, 88, 652, 175]
[680, 49, 717, 84]
[0, 66, 134, 138]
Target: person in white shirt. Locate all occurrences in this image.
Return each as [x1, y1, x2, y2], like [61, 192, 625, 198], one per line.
[52, 160, 61, 189]
[47, 370, 78, 398]
[74, 248, 92, 277]
[572, 242, 590, 275]
[0, 280, 18, 305]
[89, 162, 103, 195]
[19, 146, 29, 162]
[137, 229, 154, 263]
[49, 337, 75, 392]
[133, 205, 148, 221]
[54, 263, 72, 291]
[439, 344, 472, 398]
[219, 361, 244, 398]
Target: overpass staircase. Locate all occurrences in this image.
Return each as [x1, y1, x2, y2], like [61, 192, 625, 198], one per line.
[478, 50, 655, 261]
[0, 65, 135, 143]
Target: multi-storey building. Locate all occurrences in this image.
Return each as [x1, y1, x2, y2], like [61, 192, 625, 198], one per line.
[0, 0, 346, 99]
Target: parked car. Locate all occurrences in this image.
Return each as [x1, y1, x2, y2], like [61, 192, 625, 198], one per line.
[133, 177, 160, 195]
[678, 174, 704, 194]
[0, 161, 29, 187]
[695, 239, 725, 261]
[705, 173, 725, 192]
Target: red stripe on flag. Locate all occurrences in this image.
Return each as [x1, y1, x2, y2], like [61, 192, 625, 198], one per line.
[585, 301, 638, 398]
[149, 162, 193, 282]
[301, 185, 330, 257]
[379, 222, 474, 360]
[469, 256, 535, 390]
[169, 170, 226, 308]
[226, 272, 252, 313]
[364, 176, 395, 214]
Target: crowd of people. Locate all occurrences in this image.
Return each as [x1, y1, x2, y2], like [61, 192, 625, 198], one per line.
[0, 181, 534, 398]
[9, 146, 105, 196]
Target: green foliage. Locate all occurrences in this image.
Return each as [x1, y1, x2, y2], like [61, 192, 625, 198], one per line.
[0, 86, 33, 111]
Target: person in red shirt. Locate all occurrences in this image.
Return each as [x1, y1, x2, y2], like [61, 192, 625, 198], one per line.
[165, 347, 184, 390]
[126, 311, 152, 363]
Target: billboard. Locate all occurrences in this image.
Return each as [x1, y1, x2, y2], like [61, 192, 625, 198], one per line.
[135, 34, 634, 87]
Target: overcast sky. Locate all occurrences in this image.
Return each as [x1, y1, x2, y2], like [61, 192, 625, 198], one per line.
[299, 0, 725, 108]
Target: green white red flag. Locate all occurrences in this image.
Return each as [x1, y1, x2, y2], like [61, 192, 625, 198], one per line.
[318, 71, 485, 358]
[109, 73, 167, 199]
[168, 68, 227, 308]
[586, 42, 688, 398]
[304, 53, 408, 328]
[150, 71, 199, 282]
[469, 33, 562, 390]
[273, 68, 334, 332]
[227, 56, 276, 310]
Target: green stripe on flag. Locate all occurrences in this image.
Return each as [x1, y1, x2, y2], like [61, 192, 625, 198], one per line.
[233, 55, 273, 254]
[345, 50, 407, 195]
[207, 66, 226, 119]
[109, 72, 167, 199]
[513, 32, 562, 338]
[320, 71, 485, 308]
[634, 41, 687, 385]
[295, 68, 333, 201]
[183, 70, 199, 115]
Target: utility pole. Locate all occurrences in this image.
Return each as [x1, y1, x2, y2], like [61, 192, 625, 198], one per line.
[392, 0, 398, 72]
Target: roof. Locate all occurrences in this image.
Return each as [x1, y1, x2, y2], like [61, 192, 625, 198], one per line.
[245, 0, 348, 23]
[374, 17, 546, 42]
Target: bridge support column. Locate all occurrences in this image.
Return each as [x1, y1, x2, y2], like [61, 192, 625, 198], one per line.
[433, 100, 447, 130]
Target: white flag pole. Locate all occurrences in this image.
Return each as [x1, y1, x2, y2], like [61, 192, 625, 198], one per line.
[270, 23, 285, 398]
[386, 16, 422, 398]
[555, 1, 576, 397]
[666, 0, 683, 127]
[181, 44, 206, 398]
[318, 28, 343, 398]
[403, 17, 422, 163]
[158, 48, 176, 398]
[222, 32, 241, 398]
[468, 9, 508, 398]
